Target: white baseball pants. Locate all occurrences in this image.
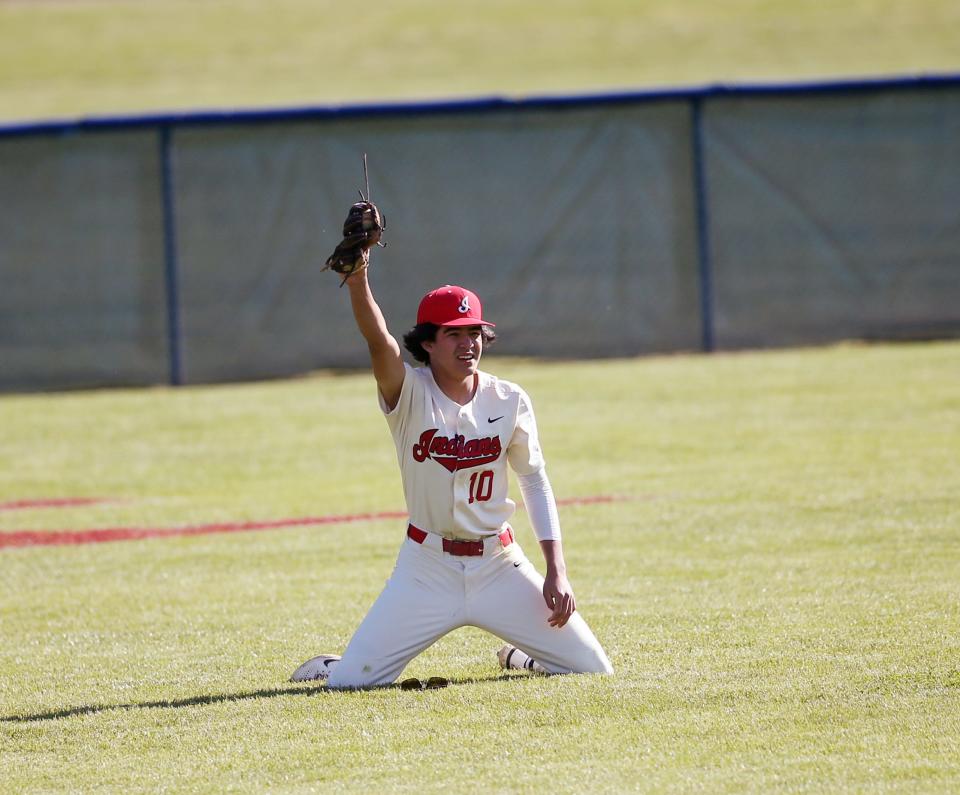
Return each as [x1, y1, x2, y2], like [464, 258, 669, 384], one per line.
[326, 530, 613, 689]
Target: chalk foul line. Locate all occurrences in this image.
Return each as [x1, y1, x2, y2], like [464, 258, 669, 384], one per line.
[0, 496, 626, 549]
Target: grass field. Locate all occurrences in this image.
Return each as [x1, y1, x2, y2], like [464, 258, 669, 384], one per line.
[2, 1, 959, 790]
[1, 0, 959, 123]
[2, 342, 959, 792]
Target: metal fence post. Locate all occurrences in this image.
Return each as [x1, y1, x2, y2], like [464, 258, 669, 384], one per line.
[159, 125, 183, 385]
[690, 96, 715, 353]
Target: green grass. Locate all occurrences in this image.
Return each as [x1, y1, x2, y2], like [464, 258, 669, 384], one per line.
[2, 4, 957, 789]
[1, 0, 959, 123]
[2, 342, 959, 792]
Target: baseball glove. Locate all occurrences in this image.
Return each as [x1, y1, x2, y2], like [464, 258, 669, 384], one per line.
[324, 155, 386, 286]
[323, 199, 384, 285]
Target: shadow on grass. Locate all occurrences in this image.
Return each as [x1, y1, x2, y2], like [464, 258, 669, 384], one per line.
[1, 673, 527, 724]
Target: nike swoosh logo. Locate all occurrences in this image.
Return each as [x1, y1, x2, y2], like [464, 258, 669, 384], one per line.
[488, 416, 503, 423]
[513, 562, 521, 568]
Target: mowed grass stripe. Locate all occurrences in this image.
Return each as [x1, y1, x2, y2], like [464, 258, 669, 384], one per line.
[0, 495, 627, 547]
[1, 0, 959, 122]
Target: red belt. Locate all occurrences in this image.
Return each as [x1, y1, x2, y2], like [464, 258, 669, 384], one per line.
[407, 524, 514, 556]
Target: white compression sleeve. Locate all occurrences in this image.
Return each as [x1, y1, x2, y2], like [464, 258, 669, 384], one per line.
[517, 468, 562, 542]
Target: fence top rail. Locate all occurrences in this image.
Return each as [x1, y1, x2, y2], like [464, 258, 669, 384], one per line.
[2, 72, 959, 138]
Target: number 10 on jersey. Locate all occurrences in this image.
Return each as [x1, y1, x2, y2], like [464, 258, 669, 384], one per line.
[468, 470, 494, 503]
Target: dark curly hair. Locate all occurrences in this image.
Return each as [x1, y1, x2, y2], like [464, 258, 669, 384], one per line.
[402, 323, 497, 364]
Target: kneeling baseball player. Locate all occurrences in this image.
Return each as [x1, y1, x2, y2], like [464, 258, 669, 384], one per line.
[292, 197, 612, 688]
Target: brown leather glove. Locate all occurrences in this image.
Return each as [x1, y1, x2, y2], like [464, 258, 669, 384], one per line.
[323, 200, 385, 286]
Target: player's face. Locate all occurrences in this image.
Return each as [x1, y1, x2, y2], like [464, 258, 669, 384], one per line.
[424, 325, 484, 380]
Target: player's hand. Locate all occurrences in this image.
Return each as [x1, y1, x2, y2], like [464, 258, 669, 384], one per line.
[543, 570, 576, 628]
[342, 253, 369, 286]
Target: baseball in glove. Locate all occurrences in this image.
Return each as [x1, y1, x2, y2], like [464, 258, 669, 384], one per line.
[323, 154, 386, 286]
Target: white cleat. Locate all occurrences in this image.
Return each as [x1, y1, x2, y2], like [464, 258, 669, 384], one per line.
[290, 654, 341, 682]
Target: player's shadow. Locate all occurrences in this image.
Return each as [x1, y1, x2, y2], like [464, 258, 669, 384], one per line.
[1, 673, 523, 723]
[0, 685, 324, 724]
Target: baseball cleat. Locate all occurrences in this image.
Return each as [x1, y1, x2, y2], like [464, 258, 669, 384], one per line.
[290, 654, 341, 682]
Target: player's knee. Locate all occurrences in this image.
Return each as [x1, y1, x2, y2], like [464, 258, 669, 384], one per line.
[578, 658, 614, 675]
[326, 670, 380, 690]
[569, 646, 614, 675]
[592, 655, 615, 675]
[326, 680, 371, 691]
[326, 662, 378, 690]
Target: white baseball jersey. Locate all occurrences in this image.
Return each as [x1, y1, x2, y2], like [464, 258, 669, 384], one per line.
[379, 363, 544, 540]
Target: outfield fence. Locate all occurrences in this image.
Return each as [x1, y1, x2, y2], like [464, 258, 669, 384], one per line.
[1, 75, 959, 390]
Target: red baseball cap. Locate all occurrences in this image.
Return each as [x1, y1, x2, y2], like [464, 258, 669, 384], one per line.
[416, 285, 495, 327]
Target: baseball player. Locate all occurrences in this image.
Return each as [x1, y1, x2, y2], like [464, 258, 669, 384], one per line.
[292, 265, 612, 688]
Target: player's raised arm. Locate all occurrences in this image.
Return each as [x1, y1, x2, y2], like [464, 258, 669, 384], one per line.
[320, 158, 403, 408]
[344, 267, 405, 410]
